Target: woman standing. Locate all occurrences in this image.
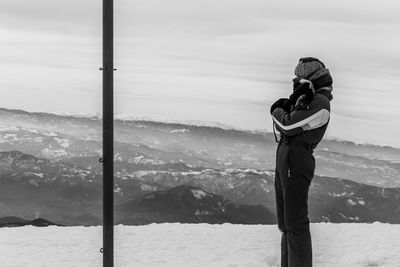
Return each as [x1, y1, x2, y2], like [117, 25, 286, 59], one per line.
[270, 57, 333, 267]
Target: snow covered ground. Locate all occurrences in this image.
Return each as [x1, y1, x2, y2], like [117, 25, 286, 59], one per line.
[1, 223, 400, 267]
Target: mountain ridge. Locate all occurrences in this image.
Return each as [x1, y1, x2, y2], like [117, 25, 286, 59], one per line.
[116, 185, 276, 225]
[0, 216, 62, 227]
[2, 106, 399, 151]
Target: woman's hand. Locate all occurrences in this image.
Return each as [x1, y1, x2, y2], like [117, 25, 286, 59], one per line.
[289, 79, 315, 105]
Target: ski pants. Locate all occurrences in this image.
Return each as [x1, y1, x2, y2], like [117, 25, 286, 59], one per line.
[274, 141, 315, 267]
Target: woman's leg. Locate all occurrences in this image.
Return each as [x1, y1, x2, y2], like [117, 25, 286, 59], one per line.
[278, 178, 312, 267]
[275, 171, 288, 267]
[284, 148, 314, 267]
[284, 173, 312, 267]
[275, 143, 291, 267]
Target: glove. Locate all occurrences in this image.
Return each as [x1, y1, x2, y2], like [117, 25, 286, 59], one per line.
[289, 79, 314, 105]
[270, 98, 289, 114]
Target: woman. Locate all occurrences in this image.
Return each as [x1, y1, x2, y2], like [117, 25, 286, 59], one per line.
[269, 57, 333, 267]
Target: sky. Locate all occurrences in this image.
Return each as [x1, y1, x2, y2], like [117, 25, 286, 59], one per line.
[1, 0, 400, 147]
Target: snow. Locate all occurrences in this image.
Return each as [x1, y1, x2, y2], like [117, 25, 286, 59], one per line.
[54, 137, 71, 148]
[41, 148, 68, 157]
[140, 184, 158, 191]
[191, 189, 208, 199]
[195, 210, 210, 215]
[328, 192, 347, 197]
[169, 129, 190, 134]
[32, 173, 44, 178]
[53, 111, 101, 119]
[114, 153, 123, 162]
[24, 128, 58, 137]
[129, 156, 165, 165]
[180, 171, 202, 176]
[347, 199, 357, 206]
[114, 187, 122, 194]
[134, 124, 148, 129]
[0, 223, 400, 267]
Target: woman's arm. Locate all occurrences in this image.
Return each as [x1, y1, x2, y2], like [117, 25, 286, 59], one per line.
[271, 94, 330, 136]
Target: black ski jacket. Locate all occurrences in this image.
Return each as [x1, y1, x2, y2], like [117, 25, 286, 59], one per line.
[271, 89, 332, 150]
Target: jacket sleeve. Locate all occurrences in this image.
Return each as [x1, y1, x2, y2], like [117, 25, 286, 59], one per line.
[271, 94, 330, 136]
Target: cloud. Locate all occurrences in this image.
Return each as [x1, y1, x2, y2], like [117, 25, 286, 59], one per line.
[2, 0, 399, 36]
[1, 0, 400, 146]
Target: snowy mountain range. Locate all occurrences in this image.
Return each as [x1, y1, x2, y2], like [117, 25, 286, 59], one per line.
[0, 107, 400, 225]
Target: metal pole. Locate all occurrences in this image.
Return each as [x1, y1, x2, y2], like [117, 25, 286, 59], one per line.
[102, 0, 114, 266]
